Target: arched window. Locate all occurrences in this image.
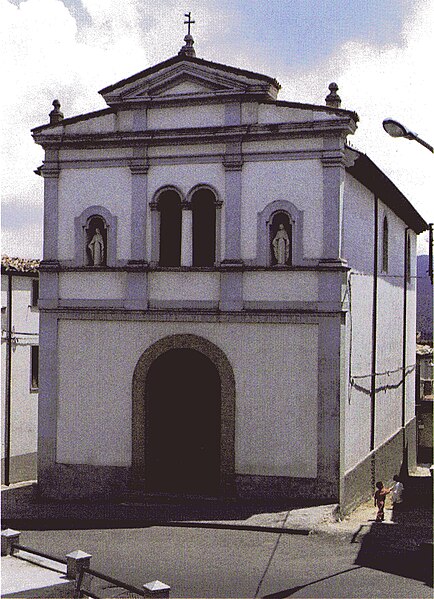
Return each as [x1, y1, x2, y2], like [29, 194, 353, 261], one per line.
[382, 216, 389, 273]
[86, 215, 107, 266]
[269, 212, 292, 266]
[159, 190, 182, 266]
[191, 189, 216, 266]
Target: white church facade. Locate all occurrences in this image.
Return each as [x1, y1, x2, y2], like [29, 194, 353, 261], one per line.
[32, 35, 428, 511]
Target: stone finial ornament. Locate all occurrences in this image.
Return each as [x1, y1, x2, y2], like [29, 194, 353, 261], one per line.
[178, 12, 196, 57]
[325, 82, 341, 108]
[49, 99, 64, 124]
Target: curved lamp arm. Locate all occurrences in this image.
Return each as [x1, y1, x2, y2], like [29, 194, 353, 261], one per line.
[383, 118, 433, 153]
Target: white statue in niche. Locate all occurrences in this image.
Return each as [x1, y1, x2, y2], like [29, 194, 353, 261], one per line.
[272, 223, 290, 265]
[88, 228, 105, 266]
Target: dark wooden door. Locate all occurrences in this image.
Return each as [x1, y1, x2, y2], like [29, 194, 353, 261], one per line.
[145, 348, 221, 495]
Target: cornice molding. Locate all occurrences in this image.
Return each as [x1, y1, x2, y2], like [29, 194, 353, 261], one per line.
[33, 118, 357, 150]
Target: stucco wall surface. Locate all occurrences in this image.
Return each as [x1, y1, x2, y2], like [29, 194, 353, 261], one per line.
[345, 271, 373, 470]
[148, 272, 220, 302]
[56, 319, 318, 478]
[59, 272, 127, 300]
[147, 104, 225, 129]
[58, 167, 131, 261]
[342, 174, 375, 272]
[241, 160, 323, 260]
[243, 271, 318, 302]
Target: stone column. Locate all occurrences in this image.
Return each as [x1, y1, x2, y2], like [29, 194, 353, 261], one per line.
[149, 201, 160, 266]
[181, 201, 192, 266]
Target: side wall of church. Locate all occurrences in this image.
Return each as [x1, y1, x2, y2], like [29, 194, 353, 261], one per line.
[341, 173, 417, 509]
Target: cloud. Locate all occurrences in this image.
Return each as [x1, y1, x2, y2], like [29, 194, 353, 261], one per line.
[1, 0, 432, 258]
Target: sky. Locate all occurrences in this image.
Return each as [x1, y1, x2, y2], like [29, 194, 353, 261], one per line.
[2, 0, 433, 258]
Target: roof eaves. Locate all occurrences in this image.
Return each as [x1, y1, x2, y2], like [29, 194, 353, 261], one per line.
[272, 99, 358, 122]
[32, 108, 115, 134]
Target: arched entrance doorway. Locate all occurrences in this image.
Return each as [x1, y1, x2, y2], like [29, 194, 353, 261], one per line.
[132, 334, 235, 496]
[146, 349, 220, 494]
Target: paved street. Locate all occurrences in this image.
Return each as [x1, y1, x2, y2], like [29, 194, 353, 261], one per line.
[2, 477, 432, 598]
[3, 520, 431, 598]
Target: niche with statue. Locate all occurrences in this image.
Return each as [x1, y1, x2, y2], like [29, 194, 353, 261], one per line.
[85, 216, 107, 266]
[270, 212, 292, 266]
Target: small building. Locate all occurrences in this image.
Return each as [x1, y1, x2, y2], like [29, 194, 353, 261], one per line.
[31, 33, 428, 511]
[1, 256, 40, 484]
[416, 344, 433, 464]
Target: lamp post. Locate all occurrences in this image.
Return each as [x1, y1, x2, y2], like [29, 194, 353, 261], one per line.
[383, 118, 433, 284]
[382, 118, 434, 153]
[383, 117, 433, 466]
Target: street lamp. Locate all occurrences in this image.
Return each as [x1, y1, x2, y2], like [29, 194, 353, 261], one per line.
[382, 118, 434, 153]
[383, 117, 434, 284]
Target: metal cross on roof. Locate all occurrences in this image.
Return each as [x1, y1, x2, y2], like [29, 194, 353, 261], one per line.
[184, 12, 195, 36]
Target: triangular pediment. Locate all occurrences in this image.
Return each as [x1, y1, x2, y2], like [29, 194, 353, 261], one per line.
[99, 55, 280, 106]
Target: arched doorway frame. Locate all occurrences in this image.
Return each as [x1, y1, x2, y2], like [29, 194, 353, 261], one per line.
[131, 334, 236, 496]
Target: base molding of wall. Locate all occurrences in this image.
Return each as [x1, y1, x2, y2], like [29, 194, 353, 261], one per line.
[341, 418, 417, 515]
[37, 463, 337, 502]
[235, 474, 337, 502]
[1, 452, 37, 485]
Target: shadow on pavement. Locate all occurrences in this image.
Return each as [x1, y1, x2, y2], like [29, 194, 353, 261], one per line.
[262, 566, 363, 598]
[1, 483, 324, 532]
[352, 503, 433, 587]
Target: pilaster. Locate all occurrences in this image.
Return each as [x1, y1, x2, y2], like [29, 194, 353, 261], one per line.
[41, 149, 60, 261]
[129, 153, 149, 263]
[221, 141, 244, 310]
[321, 140, 347, 266]
[37, 311, 58, 491]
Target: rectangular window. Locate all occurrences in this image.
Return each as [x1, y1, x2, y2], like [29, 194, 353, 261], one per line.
[31, 279, 39, 308]
[406, 232, 411, 283]
[30, 345, 39, 392]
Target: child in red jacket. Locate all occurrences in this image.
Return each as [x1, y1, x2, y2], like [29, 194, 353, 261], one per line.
[374, 481, 391, 522]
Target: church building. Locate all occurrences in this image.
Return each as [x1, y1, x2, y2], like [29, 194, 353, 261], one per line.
[32, 29, 428, 511]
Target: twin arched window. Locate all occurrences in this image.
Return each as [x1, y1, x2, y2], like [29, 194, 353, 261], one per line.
[157, 187, 217, 267]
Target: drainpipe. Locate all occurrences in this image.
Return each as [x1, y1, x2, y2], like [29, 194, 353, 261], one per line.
[370, 196, 379, 451]
[402, 228, 410, 437]
[4, 271, 12, 486]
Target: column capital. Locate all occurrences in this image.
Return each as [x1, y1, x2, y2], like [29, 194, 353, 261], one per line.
[321, 151, 346, 168]
[129, 160, 149, 175]
[41, 163, 60, 178]
[181, 200, 192, 210]
[223, 157, 243, 171]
